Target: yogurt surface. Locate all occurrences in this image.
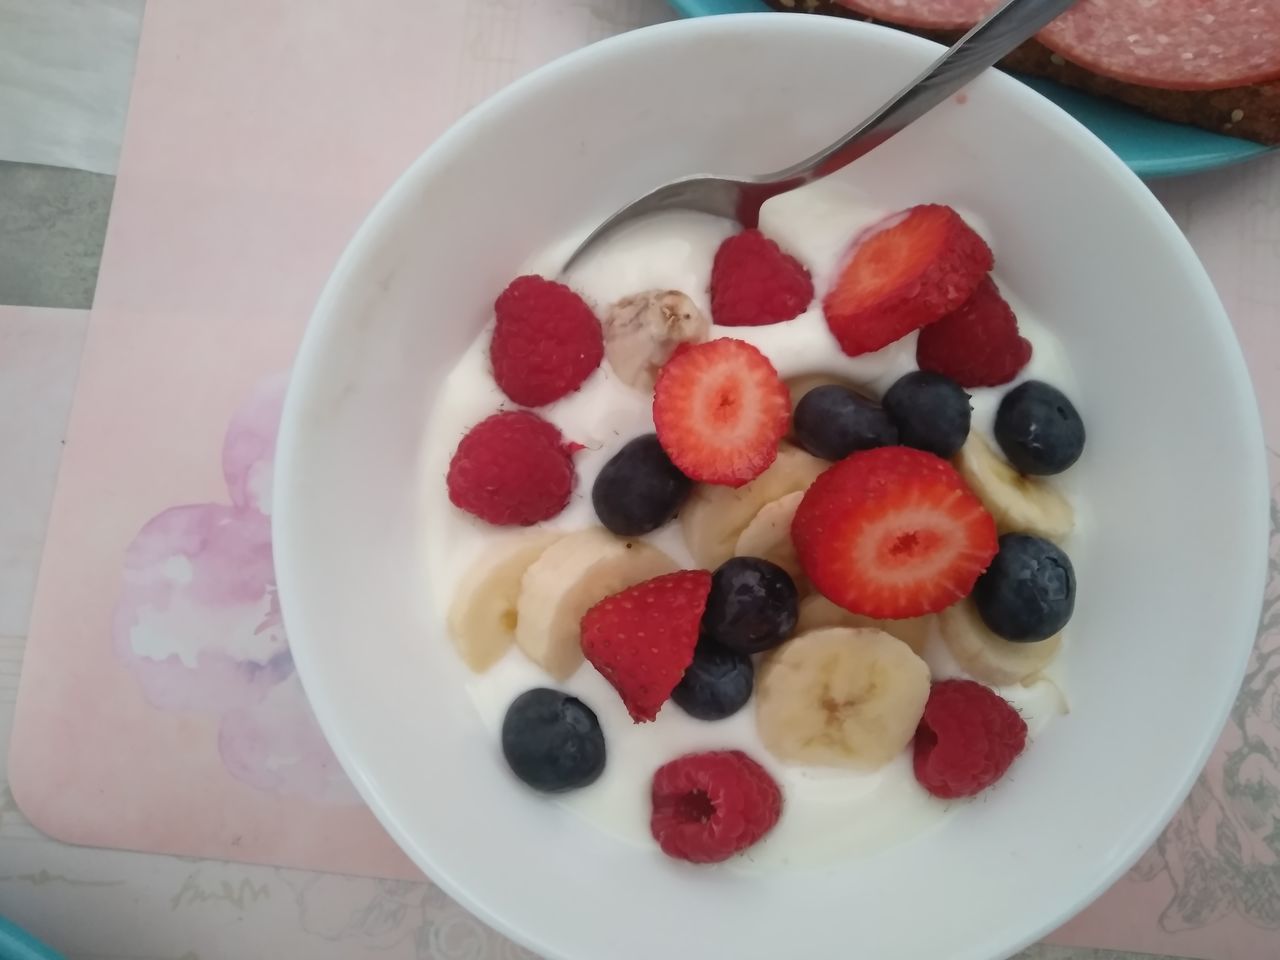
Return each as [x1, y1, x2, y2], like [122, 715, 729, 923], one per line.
[421, 180, 1077, 869]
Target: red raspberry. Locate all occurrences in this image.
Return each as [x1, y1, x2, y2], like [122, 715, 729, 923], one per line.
[913, 679, 1028, 799]
[581, 571, 710, 722]
[650, 750, 782, 863]
[823, 205, 993, 357]
[916, 277, 1032, 387]
[710, 229, 814, 327]
[491, 275, 604, 407]
[446, 411, 576, 525]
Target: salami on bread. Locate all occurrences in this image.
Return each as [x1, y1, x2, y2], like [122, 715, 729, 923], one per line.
[839, 0, 1280, 92]
[836, 0, 998, 31]
[768, 0, 1280, 145]
[1038, 1, 1280, 92]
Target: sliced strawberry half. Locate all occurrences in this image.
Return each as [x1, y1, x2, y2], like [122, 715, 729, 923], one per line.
[791, 446, 997, 619]
[653, 338, 790, 487]
[581, 570, 712, 723]
[823, 205, 993, 357]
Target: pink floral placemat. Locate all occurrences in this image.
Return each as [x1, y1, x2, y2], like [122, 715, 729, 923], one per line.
[8, 0, 1280, 955]
[7, 0, 667, 880]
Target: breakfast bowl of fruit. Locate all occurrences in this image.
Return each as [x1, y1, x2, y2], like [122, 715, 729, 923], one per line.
[273, 12, 1269, 960]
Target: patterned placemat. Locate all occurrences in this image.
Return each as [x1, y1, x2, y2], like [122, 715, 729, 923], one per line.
[6, 0, 667, 881]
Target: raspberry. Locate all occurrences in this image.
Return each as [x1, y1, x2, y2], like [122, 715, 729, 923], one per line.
[916, 277, 1032, 387]
[652, 338, 791, 487]
[491, 275, 604, 407]
[913, 678, 1027, 799]
[581, 571, 710, 722]
[792, 447, 998, 619]
[710, 229, 814, 327]
[446, 411, 576, 525]
[650, 750, 782, 863]
[823, 205, 993, 357]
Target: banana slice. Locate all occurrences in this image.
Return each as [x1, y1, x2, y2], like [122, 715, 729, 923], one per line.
[756, 627, 931, 769]
[448, 531, 562, 672]
[939, 598, 1063, 686]
[1021, 674, 1070, 714]
[954, 432, 1074, 541]
[795, 593, 934, 655]
[515, 528, 677, 680]
[681, 443, 827, 568]
[603, 290, 709, 391]
[734, 490, 804, 582]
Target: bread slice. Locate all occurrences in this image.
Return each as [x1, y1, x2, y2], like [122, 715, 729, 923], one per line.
[766, 0, 1280, 145]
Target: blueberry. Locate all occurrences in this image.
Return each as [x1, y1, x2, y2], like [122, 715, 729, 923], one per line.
[881, 371, 972, 459]
[702, 557, 798, 655]
[793, 385, 898, 461]
[972, 534, 1075, 642]
[592, 434, 693, 535]
[672, 640, 755, 721]
[994, 381, 1085, 476]
[501, 688, 605, 793]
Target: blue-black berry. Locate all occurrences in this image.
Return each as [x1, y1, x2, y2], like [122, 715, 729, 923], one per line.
[701, 557, 798, 655]
[882, 371, 972, 459]
[592, 434, 693, 536]
[994, 381, 1085, 476]
[501, 688, 606, 793]
[972, 534, 1075, 642]
[793, 385, 898, 461]
[672, 641, 755, 721]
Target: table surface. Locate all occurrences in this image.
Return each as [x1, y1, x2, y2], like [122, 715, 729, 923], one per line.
[2, 2, 1278, 958]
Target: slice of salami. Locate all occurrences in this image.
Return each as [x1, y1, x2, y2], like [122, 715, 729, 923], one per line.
[834, 0, 997, 31]
[1038, 1, 1280, 91]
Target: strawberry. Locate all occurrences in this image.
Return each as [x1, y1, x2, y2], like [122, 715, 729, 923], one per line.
[580, 570, 712, 723]
[652, 338, 790, 487]
[791, 446, 998, 619]
[823, 205, 993, 357]
[916, 276, 1032, 387]
[710, 229, 814, 327]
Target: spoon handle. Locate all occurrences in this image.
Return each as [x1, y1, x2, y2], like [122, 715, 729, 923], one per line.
[765, 0, 1079, 184]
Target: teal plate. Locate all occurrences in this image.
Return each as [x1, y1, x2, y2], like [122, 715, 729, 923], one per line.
[669, 0, 1271, 178]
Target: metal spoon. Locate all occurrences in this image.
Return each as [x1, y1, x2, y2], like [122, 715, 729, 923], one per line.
[564, 0, 1077, 269]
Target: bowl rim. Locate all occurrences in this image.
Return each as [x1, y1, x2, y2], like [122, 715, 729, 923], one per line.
[274, 13, 1270, 960]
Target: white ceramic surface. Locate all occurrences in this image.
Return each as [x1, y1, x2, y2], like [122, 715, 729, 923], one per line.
[273, 15, 1270, 960]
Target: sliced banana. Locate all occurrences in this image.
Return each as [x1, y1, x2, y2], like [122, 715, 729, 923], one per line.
[681, 443, 827, 568]
[602, 290, 709, 391]
[756, 627, 931, 769]
[447, 531, 562, 672]
[954, 432, 1074, 541]
[1021, 673, 1070, 715]
[795, 593, 934, 656]
[515, 528, 677, 680]
[795, 593, 859, 634]
[938, 598, 1063, 686]
[734, 490, 804, 583]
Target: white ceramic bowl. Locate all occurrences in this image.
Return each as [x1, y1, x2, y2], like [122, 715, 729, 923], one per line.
[274, 14, 1269, 960]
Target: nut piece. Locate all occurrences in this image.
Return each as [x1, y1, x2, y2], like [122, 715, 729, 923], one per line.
[603, 290, 709, 390]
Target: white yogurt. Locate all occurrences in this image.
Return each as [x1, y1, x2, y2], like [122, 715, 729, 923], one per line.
[421, 179, 1077, 869]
